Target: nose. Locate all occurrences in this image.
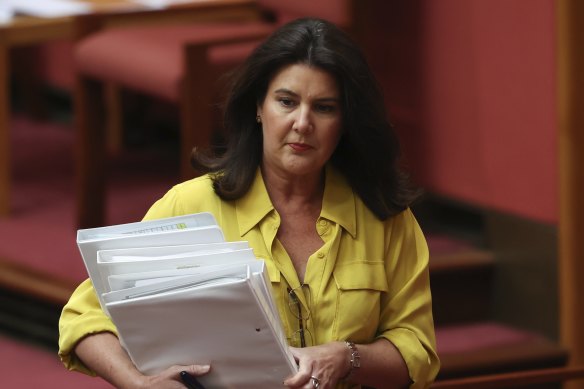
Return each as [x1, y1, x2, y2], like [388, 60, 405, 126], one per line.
[293, 106, 313, 134]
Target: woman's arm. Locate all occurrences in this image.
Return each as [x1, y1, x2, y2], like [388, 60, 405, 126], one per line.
[75, 332, 145, 388]
[59, 281, 210, 389]
[284, 338, 409, 389]
[349, 338, 410, 388]
[74, 332, 210, 389]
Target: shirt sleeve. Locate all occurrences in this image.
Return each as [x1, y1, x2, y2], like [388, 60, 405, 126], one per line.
[377, 209, 441, 388]
[142, 187, 186, 221]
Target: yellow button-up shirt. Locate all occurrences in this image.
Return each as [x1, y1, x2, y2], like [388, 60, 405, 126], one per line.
[59, 166, 440, 388]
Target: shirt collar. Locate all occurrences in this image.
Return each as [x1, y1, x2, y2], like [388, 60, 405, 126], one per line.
[235, 165, 357, 238]
[321, 165, 357, 238]
[235, 168, 275, 237]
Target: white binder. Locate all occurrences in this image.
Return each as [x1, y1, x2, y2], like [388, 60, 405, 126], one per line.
[76, 213, 297, 388]
[77, 213, 224, 311]
[104, 261, 295, 388]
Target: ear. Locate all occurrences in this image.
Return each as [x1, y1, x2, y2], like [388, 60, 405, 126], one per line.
[256, 106, 263, 124]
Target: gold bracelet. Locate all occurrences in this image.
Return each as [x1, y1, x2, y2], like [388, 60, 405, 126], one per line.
[341, 341, 361, 380]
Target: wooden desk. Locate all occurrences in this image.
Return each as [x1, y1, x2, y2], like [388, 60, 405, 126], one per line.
[0, 0, 259, 218]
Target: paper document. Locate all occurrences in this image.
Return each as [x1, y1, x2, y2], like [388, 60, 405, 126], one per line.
[77, 212, 297, 388]
[96, 247, 257, 295]
[0, 5, 14, 24]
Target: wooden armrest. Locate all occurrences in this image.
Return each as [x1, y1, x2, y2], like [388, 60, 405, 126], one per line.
[73, 0, 262, 39]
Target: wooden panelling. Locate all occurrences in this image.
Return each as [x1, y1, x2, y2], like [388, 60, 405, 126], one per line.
[558, 1, 584, 388]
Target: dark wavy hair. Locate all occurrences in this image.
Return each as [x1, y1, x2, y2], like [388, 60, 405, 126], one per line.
[192, 17, 417, 220]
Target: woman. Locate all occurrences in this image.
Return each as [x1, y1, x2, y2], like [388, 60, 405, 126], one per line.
[59, 18, 440, 389]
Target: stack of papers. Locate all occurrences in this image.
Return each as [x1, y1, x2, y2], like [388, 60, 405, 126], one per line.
[77, 213, 297, 388]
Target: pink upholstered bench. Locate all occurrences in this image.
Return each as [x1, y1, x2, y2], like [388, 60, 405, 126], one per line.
[436, 322, 568, 379]
[427, 234, 495, 325]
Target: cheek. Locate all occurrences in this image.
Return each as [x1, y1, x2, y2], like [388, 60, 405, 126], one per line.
[261, 125, 283, 151]
[263, 117, 292, 141]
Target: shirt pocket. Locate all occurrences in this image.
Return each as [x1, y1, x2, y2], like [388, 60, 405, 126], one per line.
[332, 261, 388, 341]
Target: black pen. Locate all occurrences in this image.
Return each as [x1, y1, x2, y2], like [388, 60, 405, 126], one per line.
[180, 371, 206, 389]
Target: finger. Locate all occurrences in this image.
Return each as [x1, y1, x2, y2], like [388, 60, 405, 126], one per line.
[182, 364, 211, 376]
[310, 376, 323, 389]
[302, 375, 322, 389]
[179, 370, 206, 389]
[289, 346, 301, 357]
[168, 364, 211, 381]
[283, 359, 312, 387]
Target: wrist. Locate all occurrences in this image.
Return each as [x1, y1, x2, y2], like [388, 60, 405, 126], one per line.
[117, 371, 148, 389]
[341, 341, 361, 381]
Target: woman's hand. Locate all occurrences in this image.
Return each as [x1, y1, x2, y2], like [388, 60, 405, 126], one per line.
[74, 332, 211, 389]
[132, 364, 210, 389]
[283, 342, 349, 389]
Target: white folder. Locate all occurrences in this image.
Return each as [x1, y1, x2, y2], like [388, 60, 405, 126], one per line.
[97, 241, 250, 264]
[96, 247, 257, 294]
[105, 262, 297, 388]
[105, 262, 245, 292]
[76, 213, 297, 386]
[77, 213, 224, 311]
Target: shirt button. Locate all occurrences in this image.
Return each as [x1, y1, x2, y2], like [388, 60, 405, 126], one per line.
[319, 220, 328, 227]
[317, 252, 325, 259]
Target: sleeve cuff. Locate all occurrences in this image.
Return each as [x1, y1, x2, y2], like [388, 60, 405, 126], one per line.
[379, 328, 440, 389]
[58, 309, 119, 375]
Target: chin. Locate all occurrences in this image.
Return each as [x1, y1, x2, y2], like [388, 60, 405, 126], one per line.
[282, 163, 325, 177]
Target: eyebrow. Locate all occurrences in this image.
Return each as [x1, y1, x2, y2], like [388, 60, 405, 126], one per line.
[273, 88, 297, 96]
[273, 88, 340, 102]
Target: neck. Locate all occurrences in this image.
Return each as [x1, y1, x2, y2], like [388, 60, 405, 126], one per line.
[261, 165, 325, 211]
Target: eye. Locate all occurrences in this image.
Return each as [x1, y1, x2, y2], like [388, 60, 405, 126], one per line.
[279, 97, 296, 108]
[315, 104, 337, 113]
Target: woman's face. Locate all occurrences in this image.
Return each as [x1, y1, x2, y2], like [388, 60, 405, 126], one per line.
[257, 63, 342, 181]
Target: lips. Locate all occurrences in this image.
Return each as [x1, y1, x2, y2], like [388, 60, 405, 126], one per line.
[288, 143, 312, 152]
